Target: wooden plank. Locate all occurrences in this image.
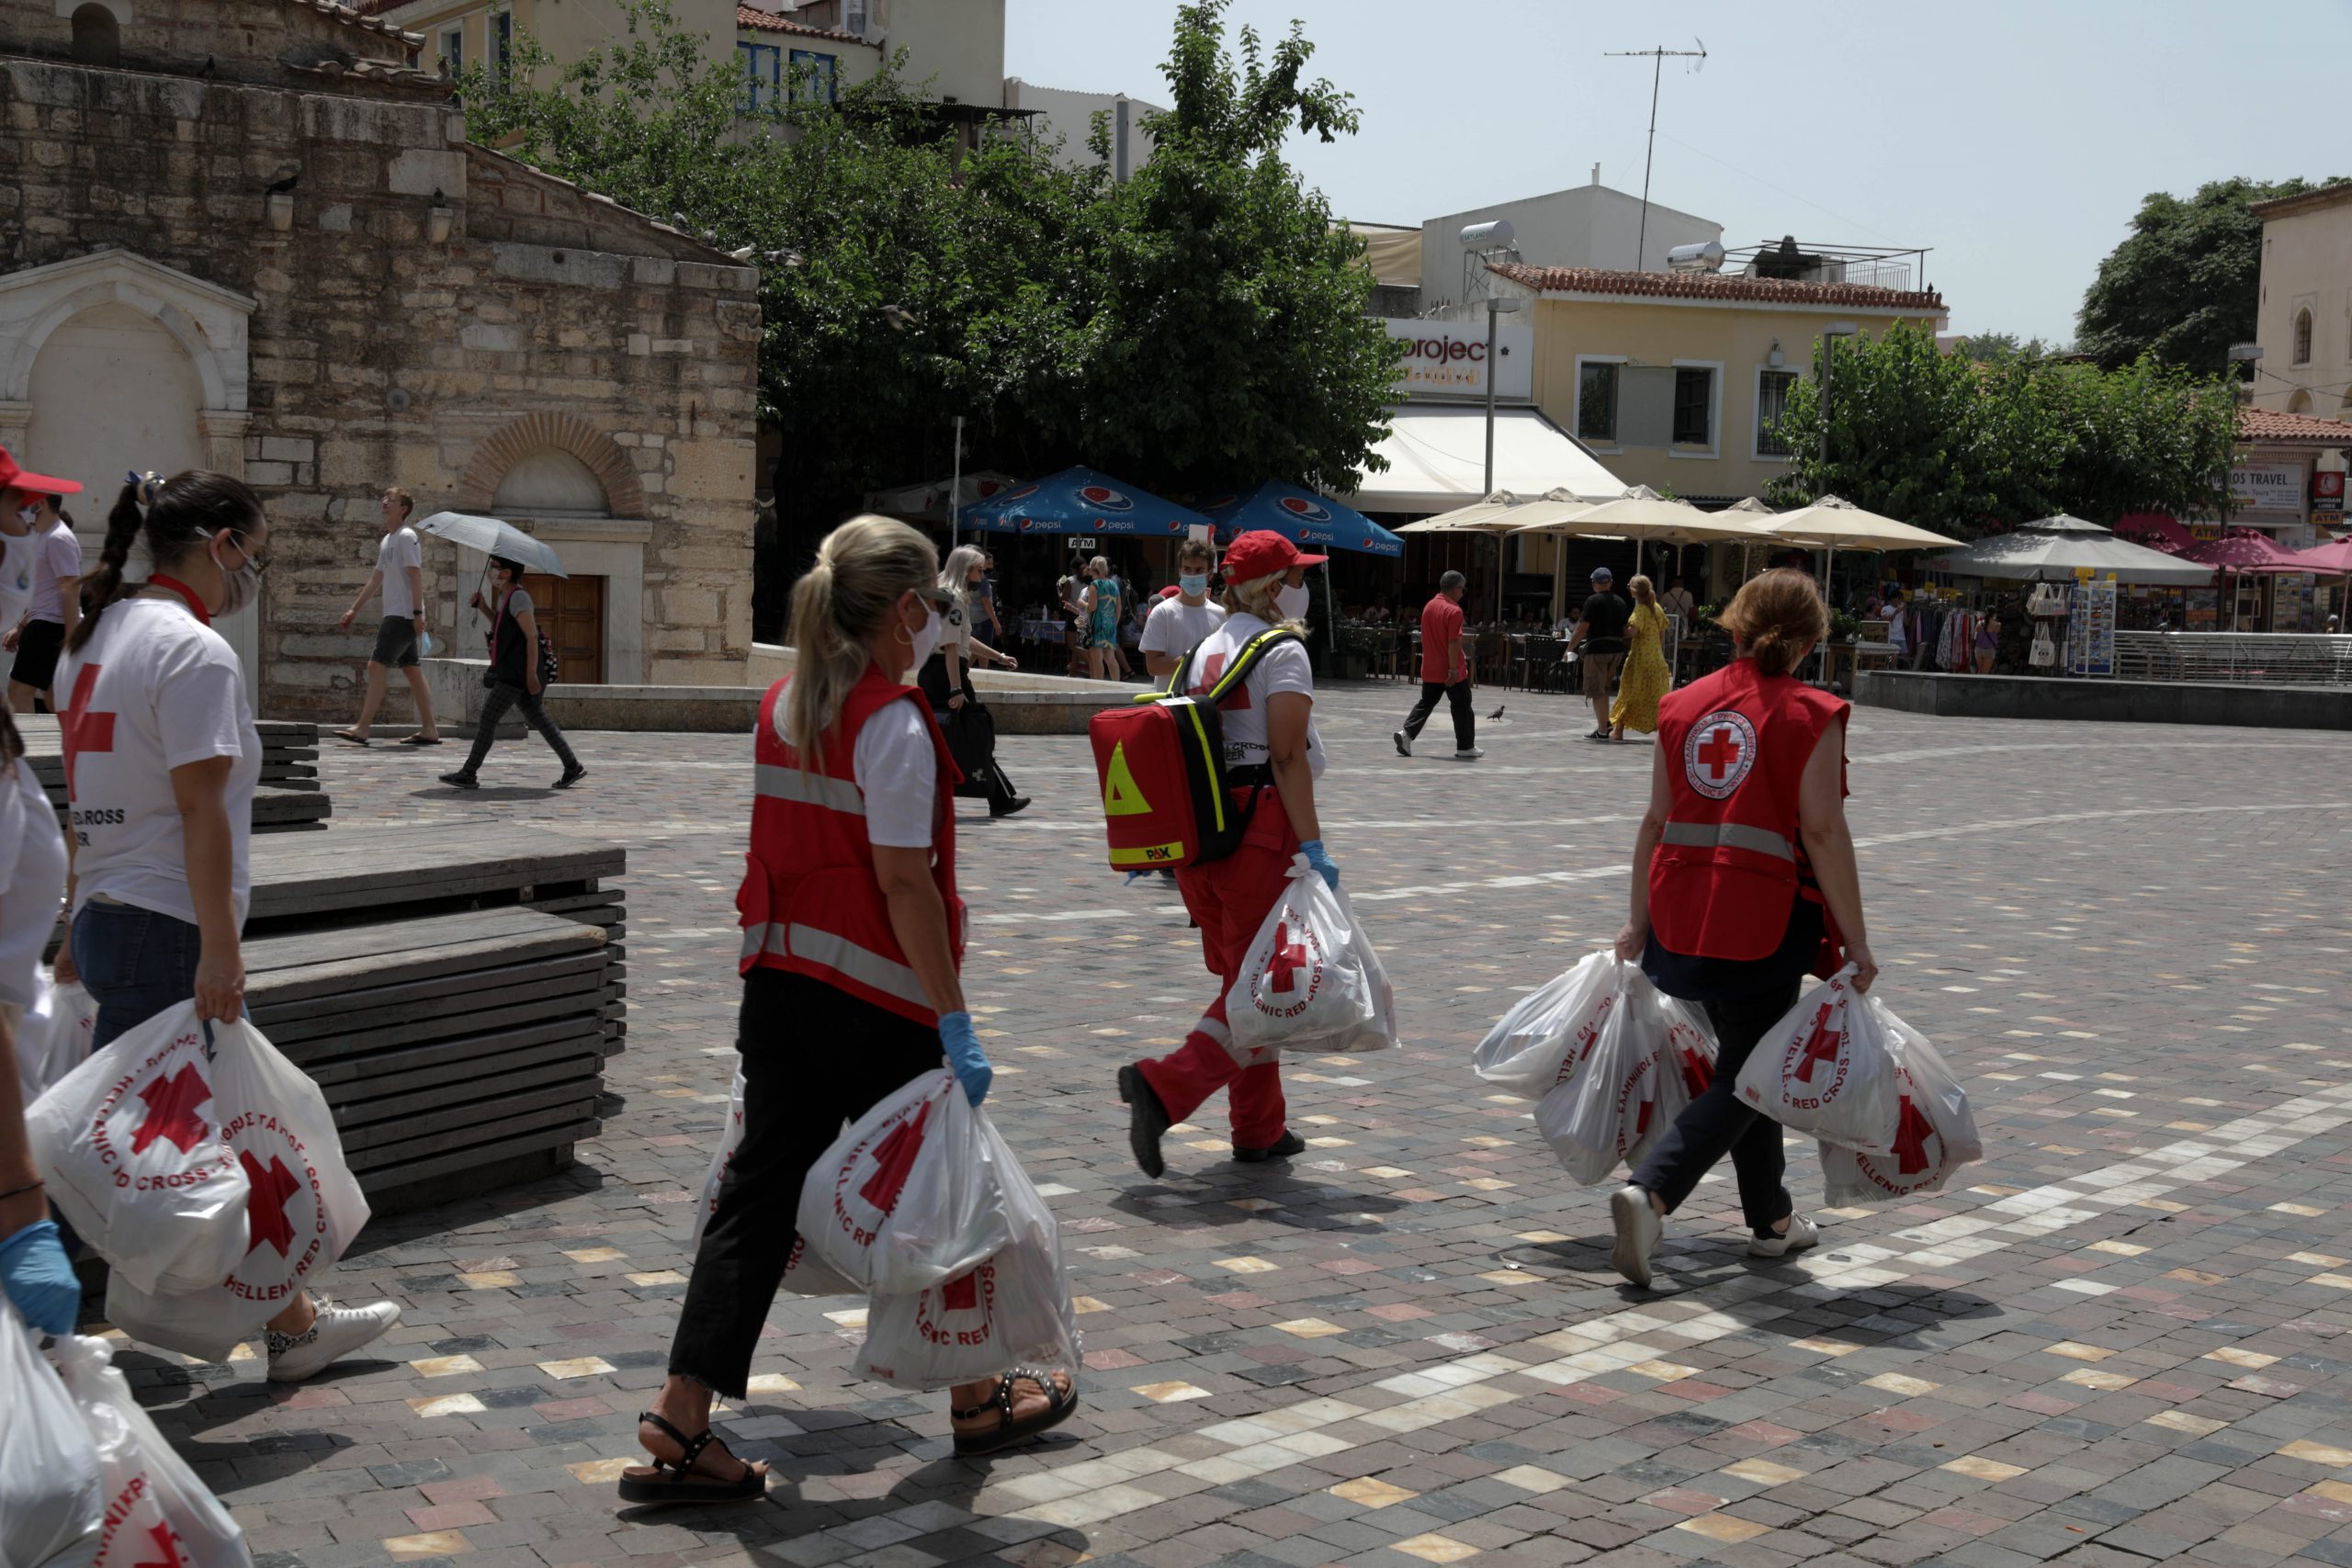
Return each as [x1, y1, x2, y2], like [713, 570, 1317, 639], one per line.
[324, 1039, 604, 1115]
[249, 945, 608, 1028]
[334, 1065, 604, 1145]
[243, 908, 605, 1000]
[266, 991, 609, 1063]
[281, 1017, 601, 1086]
[254, 967, 607, 1045]
[345, 1099, 600, 1172]
[356, 1119, 596, 1195]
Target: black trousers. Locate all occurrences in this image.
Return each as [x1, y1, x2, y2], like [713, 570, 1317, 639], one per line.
[1401, 679, 1475, 751]
[667, 970, 942, 1399]
[1630, 980, 1803, 1236]
[458, 681, 580, 775]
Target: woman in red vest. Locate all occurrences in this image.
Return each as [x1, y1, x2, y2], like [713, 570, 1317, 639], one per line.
[623, 516, 1074, 1506]
[1606, 570, 1879, 1287]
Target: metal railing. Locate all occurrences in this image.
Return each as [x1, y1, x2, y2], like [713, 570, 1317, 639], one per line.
[2114, 630, 2352, 685]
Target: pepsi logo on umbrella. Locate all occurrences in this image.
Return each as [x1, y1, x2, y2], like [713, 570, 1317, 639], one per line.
[1078, 484, 1135, 513]
[1278, 494, 1334, 525]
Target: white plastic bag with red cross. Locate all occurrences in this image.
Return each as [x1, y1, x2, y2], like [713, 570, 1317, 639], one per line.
[1629, 989, 1719, 1168]
[1733, 967, 1901, 1152]
[1226, 862, 1396, 1055]
[693, 1068, 855, 1296]
[1534, 974, 1667, 1186]
[0, 1299, 103, 1568]
[27, 1002, 369, 1324]
[796, 1069, 1014, 1295]
[15, 967, 97, 1111]
[1818, 998, 1982, 1205]
[1473, 952, 1630, 1099]
[46, 1331, 253, 1567]
[854, 1106, 1079, 1392]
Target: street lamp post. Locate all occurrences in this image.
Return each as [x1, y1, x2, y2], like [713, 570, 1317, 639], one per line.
[1483, 294, 1523, 620]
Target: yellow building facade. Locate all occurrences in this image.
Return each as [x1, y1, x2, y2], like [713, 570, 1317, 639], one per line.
[1487, 262, 1948, 508]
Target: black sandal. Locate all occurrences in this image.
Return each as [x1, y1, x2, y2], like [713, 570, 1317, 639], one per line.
[615, 1411, 766, 1505]
[951, 1368, 1080, 1457]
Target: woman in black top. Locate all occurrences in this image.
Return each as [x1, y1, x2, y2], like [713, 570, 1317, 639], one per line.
[441, 555, 584, 790]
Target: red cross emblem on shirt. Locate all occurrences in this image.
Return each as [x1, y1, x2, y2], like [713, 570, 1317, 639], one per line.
[58, 662, 115, 795]
[1792, 1001, 1841, 1084]
[856, 1099, 932, 1215]
[1266, 922, 1308, 993]
[1696, 726, 1742, 782]
[241, 1148, 303, 1257]
[130, 1063, 213, 1156]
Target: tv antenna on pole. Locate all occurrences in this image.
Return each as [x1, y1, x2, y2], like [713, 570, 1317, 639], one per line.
[1605, 39, 1706, 271]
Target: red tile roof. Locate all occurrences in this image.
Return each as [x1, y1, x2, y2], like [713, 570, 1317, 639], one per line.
[2246, 182, 2352, 221]
[1488, 260, 1943, 312]
[736, 5, 868, 44]
[2239, 407, 2352, 443]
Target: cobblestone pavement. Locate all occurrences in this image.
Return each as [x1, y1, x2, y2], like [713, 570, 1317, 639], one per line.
[127, 682, 2352, 1568]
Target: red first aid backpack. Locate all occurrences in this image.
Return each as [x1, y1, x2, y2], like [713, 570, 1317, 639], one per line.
[1088, 627, 1301, 872]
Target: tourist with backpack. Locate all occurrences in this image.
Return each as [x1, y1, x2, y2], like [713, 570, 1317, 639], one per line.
[1110, 530, 1337, 1179]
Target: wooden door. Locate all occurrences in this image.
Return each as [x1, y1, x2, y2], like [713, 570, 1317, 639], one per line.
[523, 573, 605, 684]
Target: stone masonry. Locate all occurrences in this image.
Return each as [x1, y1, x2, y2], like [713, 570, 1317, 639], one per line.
[0, 0, 762, 715]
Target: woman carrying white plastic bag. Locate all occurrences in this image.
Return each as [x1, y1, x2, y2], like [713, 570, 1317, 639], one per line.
[1225, 860, 1396, 1056]
[1606, 571, 1882, 1288]
[628, 519, 1074, 1508]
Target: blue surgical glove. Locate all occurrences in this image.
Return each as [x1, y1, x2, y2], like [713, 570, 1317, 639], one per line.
[939, 1010, 992, 1107]
[1298, 839, 1340, 891]
[0, 1219, 79, 1338]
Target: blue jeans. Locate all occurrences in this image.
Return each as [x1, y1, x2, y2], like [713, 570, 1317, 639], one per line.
[70, 900, 206, 1051]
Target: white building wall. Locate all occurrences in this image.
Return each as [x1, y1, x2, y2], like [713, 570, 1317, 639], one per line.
[884, 0, 1004, 110]
[1002, 79, 1163, 174]
[1419, 181, 1722, 311]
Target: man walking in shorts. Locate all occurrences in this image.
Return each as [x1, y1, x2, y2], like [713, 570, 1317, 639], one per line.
[334, 486, 442, 746]
[1394, 570, 1480, 760]
[1565, 566, 1630, 741]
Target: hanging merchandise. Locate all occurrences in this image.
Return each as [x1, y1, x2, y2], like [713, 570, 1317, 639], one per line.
[2029, 624, 2057, 668]
[2067, 579, 2117, 677]
[46, 1332, 254, 1567]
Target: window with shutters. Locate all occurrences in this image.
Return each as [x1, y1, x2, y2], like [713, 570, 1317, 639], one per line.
[740, 41, 781, 111]
[2294, 308, 2313, 366]
[1672, 367, 1714, 446]
[1755, 370, 1798, 458]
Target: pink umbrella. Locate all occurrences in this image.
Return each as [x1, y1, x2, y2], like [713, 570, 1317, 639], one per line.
[2180, 529, 2308, 570]
[2114, 513, 2196, 554]
[2284, 537, 2352, 574]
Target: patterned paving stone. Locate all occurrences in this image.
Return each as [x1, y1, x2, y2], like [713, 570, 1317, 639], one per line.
[93, 685, 2352, 1565]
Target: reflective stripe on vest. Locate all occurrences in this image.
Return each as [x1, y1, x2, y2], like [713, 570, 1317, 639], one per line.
[754, 762, 865, 815]
[1660, 819, 1795, 862]
[738, 920, 931, 1011]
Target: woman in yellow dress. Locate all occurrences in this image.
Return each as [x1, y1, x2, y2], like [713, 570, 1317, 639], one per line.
[1609, 574, 1672, 741]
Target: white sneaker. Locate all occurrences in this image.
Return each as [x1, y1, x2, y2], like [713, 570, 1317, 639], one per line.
[266, 1297, 402, 1382]
[1748, 1214, 1820, 1258]
[1393, 729, 1413, 758]
[1453, 747, 1485, 761]
[1609, 1185, 1663, 1288]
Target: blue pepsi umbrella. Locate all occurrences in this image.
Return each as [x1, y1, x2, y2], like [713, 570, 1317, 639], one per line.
[1200, 481, 1404, 558]
[959, 465, 1212, 538]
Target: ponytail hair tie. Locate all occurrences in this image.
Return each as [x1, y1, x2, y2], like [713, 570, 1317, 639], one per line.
[127, 470, 163, 507]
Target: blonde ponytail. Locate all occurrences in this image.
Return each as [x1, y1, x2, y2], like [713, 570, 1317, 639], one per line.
[782, 515, 937, 772]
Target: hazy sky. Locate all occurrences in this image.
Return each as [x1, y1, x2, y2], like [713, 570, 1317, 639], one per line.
[1004, 0, 2352, 342]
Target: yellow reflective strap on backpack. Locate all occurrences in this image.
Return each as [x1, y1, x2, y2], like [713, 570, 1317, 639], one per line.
[1182, 703, 1227, 833]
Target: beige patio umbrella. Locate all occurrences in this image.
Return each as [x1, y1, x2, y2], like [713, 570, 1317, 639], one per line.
[1763, 494, 1960, 553]
[1392, 490, 1532, 535]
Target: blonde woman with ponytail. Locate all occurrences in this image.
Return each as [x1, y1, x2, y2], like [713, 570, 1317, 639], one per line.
[1604, 568, 1878, 1289]
[628, 516, 1075, 1505]
[1117, 532, 1337, 1180]
[918, 544, 1028, 817]
[54, 470, 402, 1379]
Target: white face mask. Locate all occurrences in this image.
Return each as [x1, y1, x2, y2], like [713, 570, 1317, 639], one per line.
[17, 505, 40, 530]
[906, 600, 943, 668]
[1274, 581, 1312, 623]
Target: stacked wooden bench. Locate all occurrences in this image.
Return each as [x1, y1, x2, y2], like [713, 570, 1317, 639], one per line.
[18, 715, 331, 832]
[243, 908, 614, 1207]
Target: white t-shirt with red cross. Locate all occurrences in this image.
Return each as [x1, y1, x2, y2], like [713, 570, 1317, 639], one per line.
[1185, 610, 1325, 778]
[56, 593, 261, 929]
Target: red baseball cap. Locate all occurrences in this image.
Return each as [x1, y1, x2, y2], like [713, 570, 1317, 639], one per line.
[1159, 584, 1182, 599]
[1221, 529, 1325, 582]
[0, 446, 82, 497]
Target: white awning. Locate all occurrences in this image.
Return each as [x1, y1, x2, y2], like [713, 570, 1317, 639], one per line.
[1344, 404, 1625, 515]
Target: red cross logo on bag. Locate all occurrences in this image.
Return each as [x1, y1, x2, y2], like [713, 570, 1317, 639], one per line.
[131, 1063, 213, 1156]
[134, 1522, 189, 1568]
[1682, 709, 1757, 800]
[941, 1269, 979, 1311]
[1889, 1095, 1937, 1174]
[1267, 923, 1308, 994]
[242, 1148, 303, 1257]
[858, 1100, 933, 1215]
[1792, 1002, 1841, 1084]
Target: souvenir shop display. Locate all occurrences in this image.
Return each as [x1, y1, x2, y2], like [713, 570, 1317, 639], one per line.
[2066, 578, 2117, 677]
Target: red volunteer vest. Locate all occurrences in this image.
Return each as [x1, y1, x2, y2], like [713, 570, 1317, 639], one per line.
[737, 666, 965, 1024]
[1649, 660, 1848, 963]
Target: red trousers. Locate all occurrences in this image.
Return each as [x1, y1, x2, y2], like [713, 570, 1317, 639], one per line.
[1135, 834, 1295, 1149]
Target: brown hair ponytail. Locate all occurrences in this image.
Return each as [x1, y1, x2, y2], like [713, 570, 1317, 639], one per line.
[1716, 568, 1827, 678]
[68, 470, 262, 654]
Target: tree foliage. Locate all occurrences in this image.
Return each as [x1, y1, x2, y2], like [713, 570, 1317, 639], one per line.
[2077, 176, 2347, 374]
[1765, 321, 2237, 537]
[457, 0, 1397, 631]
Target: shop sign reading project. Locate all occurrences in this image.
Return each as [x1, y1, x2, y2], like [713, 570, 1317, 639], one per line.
[2229, 461, 2304, 513]
[1386, 318, 1533, 401]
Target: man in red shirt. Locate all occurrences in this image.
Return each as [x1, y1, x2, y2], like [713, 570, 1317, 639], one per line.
[1394, 570, 1481, 760]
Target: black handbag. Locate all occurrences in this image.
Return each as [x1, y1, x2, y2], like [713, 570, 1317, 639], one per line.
[944, 698, 995, 779]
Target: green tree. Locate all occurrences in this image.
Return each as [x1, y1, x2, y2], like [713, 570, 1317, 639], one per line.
[1766, 321, 2236, 537]
[1074, 0, 1401, 495]
[2077, 176, 2347, 374]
